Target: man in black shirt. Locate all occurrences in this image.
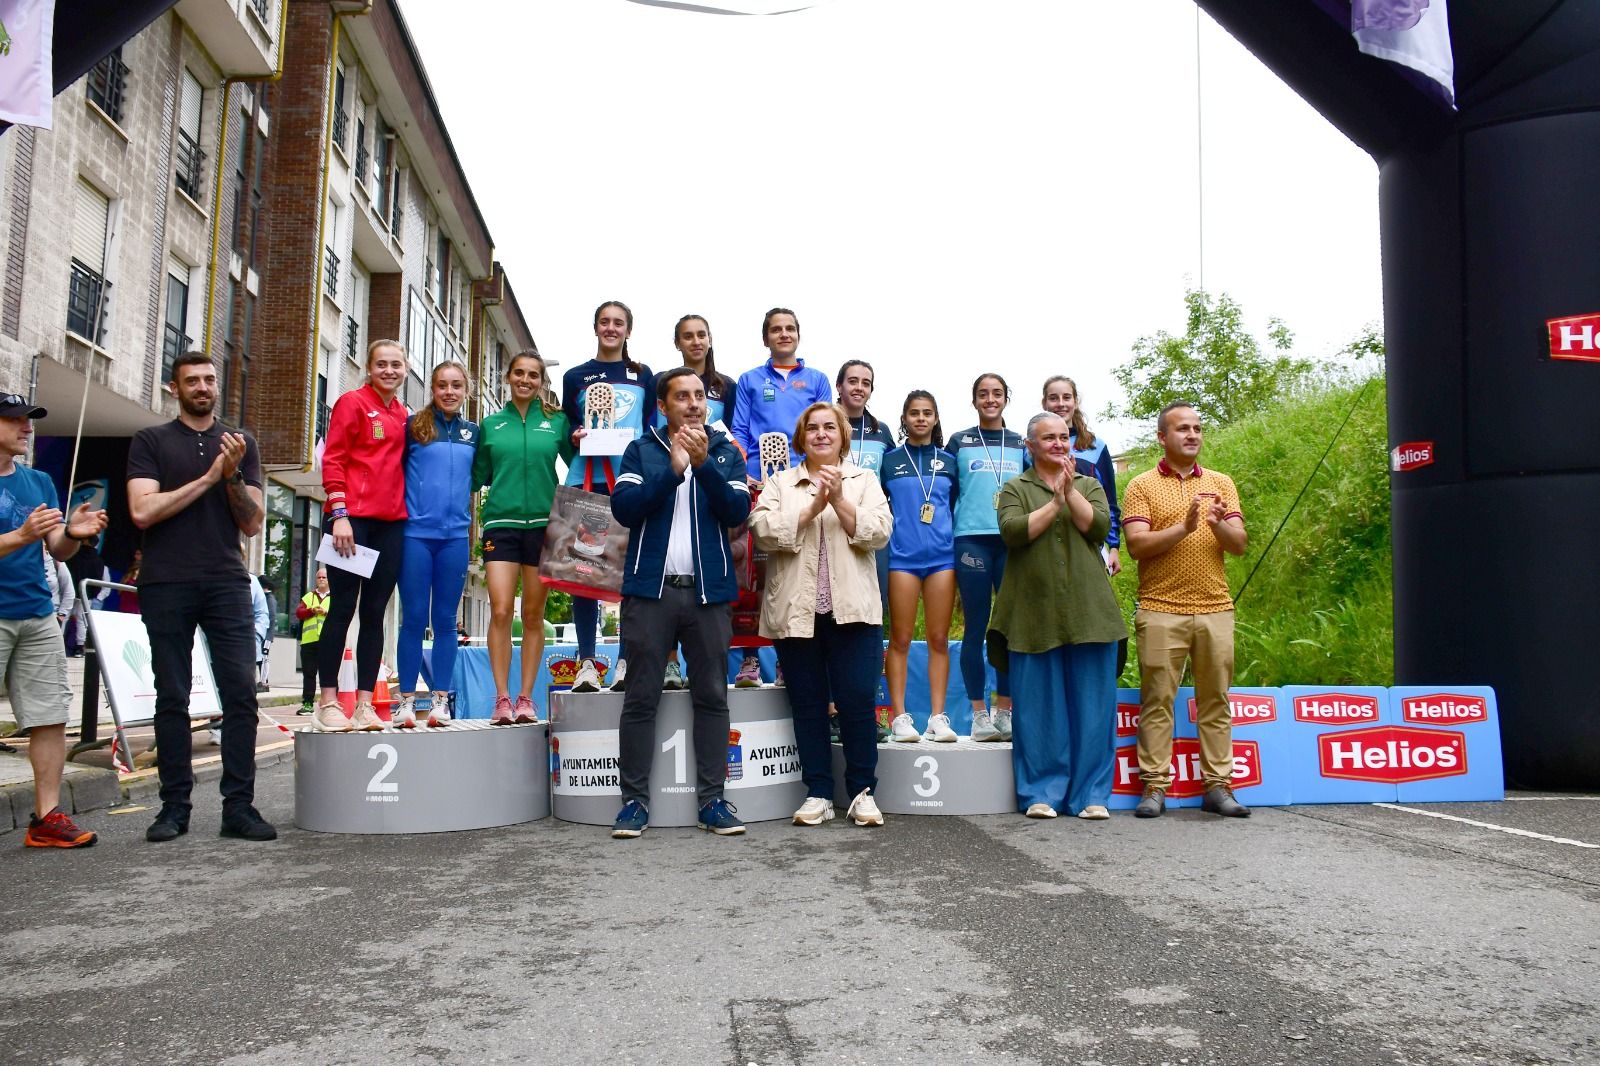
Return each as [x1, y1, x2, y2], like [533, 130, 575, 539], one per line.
[127, 352, 275, 842]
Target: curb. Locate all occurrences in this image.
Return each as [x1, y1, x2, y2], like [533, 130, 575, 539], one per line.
[1, 740, 296, 833]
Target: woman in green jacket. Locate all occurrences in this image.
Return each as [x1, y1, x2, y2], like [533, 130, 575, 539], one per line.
[988, 412, 1128, 820]
[472, 351, 574, 724]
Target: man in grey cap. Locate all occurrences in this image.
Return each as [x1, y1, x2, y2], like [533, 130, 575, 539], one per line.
[0, 393, 108, 848]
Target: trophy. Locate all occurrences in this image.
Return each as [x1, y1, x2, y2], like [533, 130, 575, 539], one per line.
[759, 431, 792, 484]
[578, 381, 632, 459]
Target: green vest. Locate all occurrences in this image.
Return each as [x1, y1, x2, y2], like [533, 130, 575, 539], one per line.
[299, 591, 331, 644]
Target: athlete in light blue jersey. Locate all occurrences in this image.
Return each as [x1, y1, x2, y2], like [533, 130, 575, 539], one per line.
[561, 301, 653, 692]
[949, 373, 1024, 741]
[879, 391, 959, 744]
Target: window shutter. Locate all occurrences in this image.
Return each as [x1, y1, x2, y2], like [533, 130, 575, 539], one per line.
[73, 180, 111, 274]
[180, 70, 203, 138]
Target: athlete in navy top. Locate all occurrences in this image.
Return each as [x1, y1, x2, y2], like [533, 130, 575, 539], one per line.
[667, 314, 738, 435]
[880, 392, 960, 744]
[730, 308, 832, 480]
[837, 359, 895, 624]
[562, 301, 653, 690]
[949, 373, 1024, 742]
[1043, 375, 1121, 572]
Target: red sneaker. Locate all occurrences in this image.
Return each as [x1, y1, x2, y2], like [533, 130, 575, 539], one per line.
[25, 808, 97, 849]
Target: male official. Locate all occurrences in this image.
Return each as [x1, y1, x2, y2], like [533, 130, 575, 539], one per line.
[1123, 402, 1250, 819]
[294, 568, 331, 714]
[608, 367, 752, 838]
[0, 394, 108, 847]
[127, 352, 275, 842]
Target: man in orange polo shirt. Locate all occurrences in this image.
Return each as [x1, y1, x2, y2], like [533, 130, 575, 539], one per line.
[1122, 402, 1250, 819]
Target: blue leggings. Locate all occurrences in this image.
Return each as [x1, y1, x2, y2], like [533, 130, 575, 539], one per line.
[955, 534, 1010, 702]
[396, 534, 470, 694]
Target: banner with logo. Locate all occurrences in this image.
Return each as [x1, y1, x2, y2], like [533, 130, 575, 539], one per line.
[1284, 686, 1398, 803]
[1351, 0, 1455, 107]
[1389, 687, 1502, 802]
[87, 608, 223, 724]
[0, 0, 56, 128]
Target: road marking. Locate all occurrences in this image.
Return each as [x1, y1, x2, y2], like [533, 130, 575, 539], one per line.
[1503, 795, 1600, 802]
[1374, 803, 1600, 849]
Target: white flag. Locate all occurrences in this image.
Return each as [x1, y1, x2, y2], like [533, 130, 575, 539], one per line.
[1352, 0, 1455, 108]
[0, 0, 56, 128]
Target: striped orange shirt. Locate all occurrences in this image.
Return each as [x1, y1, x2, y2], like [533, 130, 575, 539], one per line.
[1122, 460, 1244, 614]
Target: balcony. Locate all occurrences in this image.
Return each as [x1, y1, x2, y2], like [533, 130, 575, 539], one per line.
[323, 247, 340, 296]
[332, 108, 349, 155]
[315, 401, 331, 441]
[354, 139, 369, 186]
[175, 129, 207, 202]
[162, 322, 192, 382]
[174, 0, 276, 78]
[66, 261, 110, 345]
[350, 181, 403, 275]
[86, 50, 128, 124]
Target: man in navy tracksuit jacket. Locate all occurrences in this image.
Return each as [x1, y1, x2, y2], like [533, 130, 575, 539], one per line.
[608, 368, 752, 838]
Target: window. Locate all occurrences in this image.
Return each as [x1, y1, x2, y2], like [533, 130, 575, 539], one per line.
[67, 181, 112, 343]
[331, 63, 348, 153]
[316, 344, 332, 441]
[176, 70, 206, 200]
[86, 47, 129, 124]
[323, 198, 341, 297]
[373, 116, 393, 220]
[430, 227, 450, 308]
[354, 110, 369, 185]
[162, 269, 190, 382]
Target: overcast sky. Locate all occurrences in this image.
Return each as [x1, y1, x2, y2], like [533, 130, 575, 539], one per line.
[402, 0, 1382, 451]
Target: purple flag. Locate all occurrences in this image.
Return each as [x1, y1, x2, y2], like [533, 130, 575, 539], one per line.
[1352, 0, 1455, 107]
[0, 0, 56, 128]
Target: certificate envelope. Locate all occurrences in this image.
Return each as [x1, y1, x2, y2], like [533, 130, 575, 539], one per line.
[316, 536, 378, 578]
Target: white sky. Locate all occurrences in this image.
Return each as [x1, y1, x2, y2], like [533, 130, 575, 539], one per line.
[403, 0, 1382, 452]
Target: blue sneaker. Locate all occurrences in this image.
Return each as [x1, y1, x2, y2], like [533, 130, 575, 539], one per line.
[697, 798, 746, 836]
[611, 799, 649, 839]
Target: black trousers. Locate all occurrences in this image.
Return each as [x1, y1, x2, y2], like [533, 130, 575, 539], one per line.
[300, 639, 319, 703]
[140, 580, 260, 813]
[317, 517, 405, 691]
[618, 587, 733, 807]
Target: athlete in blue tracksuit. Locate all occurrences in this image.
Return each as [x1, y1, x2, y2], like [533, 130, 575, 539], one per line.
[562, 302, 655, 680]
[879, 391, 961, 742]
[836, 360, 896, 610]
[950, 373, 1025, 742]
[395, 364, 478, 726]
[730, 308, 832, 480]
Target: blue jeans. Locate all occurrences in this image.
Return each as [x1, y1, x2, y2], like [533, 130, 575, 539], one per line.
[955, 534, 1010, 702]
[397, 534, 470, 694]
[776, 614, 880, 800]
[1009, 643, 1117, 814]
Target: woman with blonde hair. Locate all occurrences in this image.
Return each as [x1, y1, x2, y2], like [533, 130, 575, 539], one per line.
[750, 401, 893, 828]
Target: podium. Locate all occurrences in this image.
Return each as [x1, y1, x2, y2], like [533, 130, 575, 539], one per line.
[549, 689, 807, 826]
[833, 737, 1016, 815]
[295, 720, 550, 834]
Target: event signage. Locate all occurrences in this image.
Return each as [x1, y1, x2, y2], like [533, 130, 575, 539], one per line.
[1317, 725, 1467, 784]
[1111, 738, 1263, 800]
[1189, 690, 1277, 724]
[1388, 686, 1502, 802]
[1283, 686, 1397, 803]
[1389, 442, 1435, 472]
[1547, 311, 1600, 363]
[1293, 692, 1381, 725]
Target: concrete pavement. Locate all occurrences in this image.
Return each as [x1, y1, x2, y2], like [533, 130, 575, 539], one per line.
[3, 761, 1596, 1066]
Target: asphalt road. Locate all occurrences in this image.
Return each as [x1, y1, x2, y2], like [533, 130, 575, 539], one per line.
[4, 765, 1597, 1066]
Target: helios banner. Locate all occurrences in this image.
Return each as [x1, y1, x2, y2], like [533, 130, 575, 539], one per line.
[0, 0, 55, 128]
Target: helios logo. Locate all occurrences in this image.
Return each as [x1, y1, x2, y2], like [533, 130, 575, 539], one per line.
[1112, 739, 1261, 799]
[1188, 691, 1276, 725]
[1547, 311, 1600, 363]
[1115, 702, 1140, 738]
[1401, 693, 1488, 725]
[1318, 726, 1467, 783]
[1293, 693, 1380, 725]
[1390, 441, 1434, 472]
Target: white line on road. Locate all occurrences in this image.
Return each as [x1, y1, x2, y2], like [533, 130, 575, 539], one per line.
[1374, 803, 1600, 849]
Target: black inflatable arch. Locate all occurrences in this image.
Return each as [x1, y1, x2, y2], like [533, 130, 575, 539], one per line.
[1197, 1, 1600, 788]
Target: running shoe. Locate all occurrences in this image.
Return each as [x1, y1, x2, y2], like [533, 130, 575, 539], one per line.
[607, 658, 628, 693]
[313, 702, 352, 733]
[393, 694, 417, 730]
[846, 788, 884, 826]
[971, 709, 1000, 742]
[350, 701, 385, 732]
[792, 797, 834, 826]
[994, 709, 1013, 741]
[426, 693, 453, 728]
[733, 656, 762, 688]
[24, 808, 97, 848]
[889, 713, 920, 743]
[663, 659, 688, 691]
[571, 659, 603, 693]
[491, 695, 516, 725]
[513, 695, 540, 724]
[611, 799, 649, 838]
[774, 666, 785, 688]
[697, 798, 746, 836]
[923, 713, 957, 743]
[296, 701, 314, 716]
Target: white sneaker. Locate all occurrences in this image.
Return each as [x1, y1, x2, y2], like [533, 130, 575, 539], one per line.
[313, 702, 353, 733]
[426, 693, 453, 728]
[350, 701, 385, 731]
[889, 713, 921, 743]
[1077, 805, 1111, 820]
[792, 797, 835, 826]
[607, 658, 628, 692]
[207, 725, 222, 746]
[570, 658, 602, 693]
[924, 713, 957, 743]
[847, 788, 884, 826]
[994, 709, 1013, 741]
[393, 694, 417, 730]
[971, 710, 1000, 742]
[1026, 802, 1058, 819]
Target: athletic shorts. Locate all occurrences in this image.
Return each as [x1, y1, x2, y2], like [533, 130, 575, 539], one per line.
[0, 615, 72, 729]
[890, 564, 956, 581]
[482, 527, 546, 567]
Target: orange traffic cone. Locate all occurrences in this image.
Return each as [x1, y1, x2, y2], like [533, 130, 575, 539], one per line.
[372, 661, 394, 722]
[336, 647, 357, 716]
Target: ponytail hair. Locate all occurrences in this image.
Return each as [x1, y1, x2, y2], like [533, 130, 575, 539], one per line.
[674, 314, 723, 399]
[594, 300, 642, 377]
[410, 360, 470, 445]
[836, 358, 880, 435]
[1042, 374, 1097, 451]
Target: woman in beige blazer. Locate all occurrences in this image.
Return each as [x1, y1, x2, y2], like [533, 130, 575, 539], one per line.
[750, 401, 893, 828]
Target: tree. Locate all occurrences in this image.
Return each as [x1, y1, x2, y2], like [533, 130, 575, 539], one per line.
[1107, 289, 1312, 428]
